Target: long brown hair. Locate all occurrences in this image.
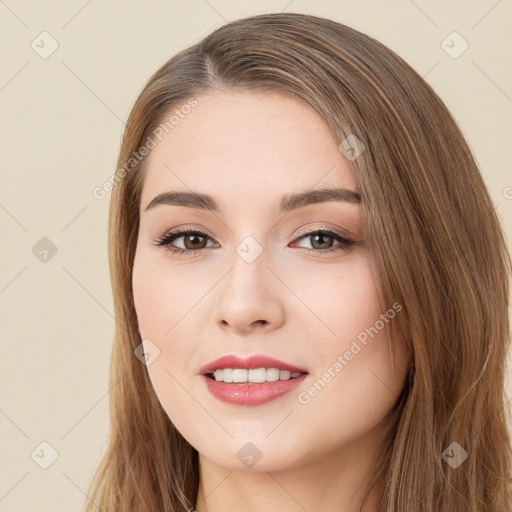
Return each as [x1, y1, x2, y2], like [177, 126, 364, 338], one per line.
[84, 12, 512, 512]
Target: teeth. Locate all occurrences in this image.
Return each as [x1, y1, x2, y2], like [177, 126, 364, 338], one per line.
[248, 368, 265, 382]
[212, 368, 303, 383]
[233, 369, 248, 383]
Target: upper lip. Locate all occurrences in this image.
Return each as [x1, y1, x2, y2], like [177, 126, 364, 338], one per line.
[199, 354, 308, 375]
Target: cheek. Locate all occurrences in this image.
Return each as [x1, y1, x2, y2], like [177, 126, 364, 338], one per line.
[291, 257, 383, 344]
[132, 249, 194, 338]
[131, 248, 204, 409]
[291, 260, 408, 433]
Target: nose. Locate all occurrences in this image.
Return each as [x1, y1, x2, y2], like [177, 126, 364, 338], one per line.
[213, 250, 285, 335]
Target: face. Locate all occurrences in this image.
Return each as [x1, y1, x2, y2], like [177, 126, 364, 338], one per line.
[132, 90, 410, 471]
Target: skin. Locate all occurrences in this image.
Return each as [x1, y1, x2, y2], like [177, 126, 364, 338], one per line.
[132, 90, 411, 512]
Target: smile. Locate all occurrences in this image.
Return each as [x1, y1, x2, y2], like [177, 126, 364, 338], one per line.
[208, 368, 304, 383]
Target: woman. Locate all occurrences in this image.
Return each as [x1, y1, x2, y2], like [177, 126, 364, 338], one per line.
[84, 12, 512, 512]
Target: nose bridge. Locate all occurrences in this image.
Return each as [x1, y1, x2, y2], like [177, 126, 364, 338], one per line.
[213, 232, 284, 332]
[235, 234, 266, 267]
[224, 233, 271, 301]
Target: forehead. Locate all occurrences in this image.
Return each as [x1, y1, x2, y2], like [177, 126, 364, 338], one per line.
[140, 90, 358, 209]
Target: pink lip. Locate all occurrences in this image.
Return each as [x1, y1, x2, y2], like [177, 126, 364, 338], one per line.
[199, 354, 308, 375]
[202, 373, 309, 405]
[199, 354, 309, 406]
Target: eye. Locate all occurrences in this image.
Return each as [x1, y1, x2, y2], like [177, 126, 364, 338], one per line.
[152, 226, 360, 257]
[291, 227, 357, 255]
[152, 228, 217, 257]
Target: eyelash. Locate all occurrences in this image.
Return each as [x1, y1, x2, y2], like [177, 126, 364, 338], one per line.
[152, 226, 357, 258]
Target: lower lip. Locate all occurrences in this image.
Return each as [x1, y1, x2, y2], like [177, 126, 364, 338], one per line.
[202, 373, 308, 405]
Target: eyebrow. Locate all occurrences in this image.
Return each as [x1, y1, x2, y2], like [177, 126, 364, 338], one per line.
[144, 187, 361, 213]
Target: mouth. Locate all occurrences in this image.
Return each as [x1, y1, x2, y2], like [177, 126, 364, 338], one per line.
[199, 354, 309, 404]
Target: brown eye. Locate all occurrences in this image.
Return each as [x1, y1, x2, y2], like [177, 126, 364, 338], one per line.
[182, 233, 208, 250]
[153, 229, 215, 255]
[293, 228, 356, 254]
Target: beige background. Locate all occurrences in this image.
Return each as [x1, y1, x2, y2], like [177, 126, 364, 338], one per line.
[1, 1, 511, 510]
